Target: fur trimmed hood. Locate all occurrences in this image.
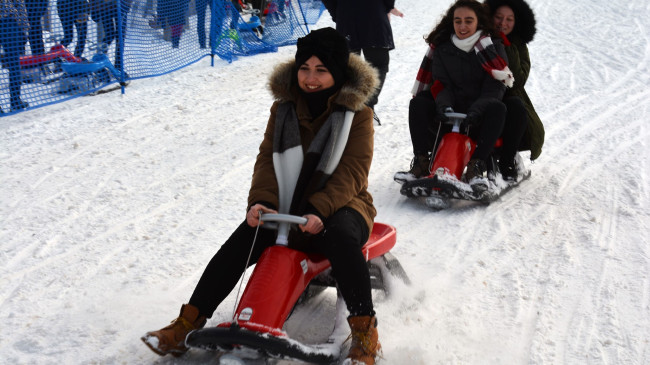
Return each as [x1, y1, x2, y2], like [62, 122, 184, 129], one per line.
[267, 53, 379, 112]
[486, 0, 537, 44]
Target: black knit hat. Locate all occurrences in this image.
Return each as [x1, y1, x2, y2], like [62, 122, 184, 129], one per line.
[295, 27, 349, 86]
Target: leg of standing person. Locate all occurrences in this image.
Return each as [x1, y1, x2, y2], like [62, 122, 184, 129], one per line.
[73, 19, 88, 58]
[195, 0, 208, 48]
[26, 2, 46, 55]
[359, 47, 389, 110]
[0, 18, 29, 111]
[58, 1, 75, 50]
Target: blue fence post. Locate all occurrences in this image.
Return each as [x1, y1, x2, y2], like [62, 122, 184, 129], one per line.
[116, 0, 125, 94]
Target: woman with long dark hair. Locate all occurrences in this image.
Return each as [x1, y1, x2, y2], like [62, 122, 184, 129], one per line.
[396, 0, 513, 191]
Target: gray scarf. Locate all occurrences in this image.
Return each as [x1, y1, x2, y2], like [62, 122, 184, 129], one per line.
[272, 102, 355, 216]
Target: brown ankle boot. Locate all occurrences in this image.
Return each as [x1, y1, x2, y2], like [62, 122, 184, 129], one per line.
[346, 315, 381, 365]
[394, 154, 431, 183]
[141, 304, 207, 357]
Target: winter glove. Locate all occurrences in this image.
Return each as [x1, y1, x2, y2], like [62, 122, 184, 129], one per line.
[436, 106, 453, 122]
[462, 112, 481, 128]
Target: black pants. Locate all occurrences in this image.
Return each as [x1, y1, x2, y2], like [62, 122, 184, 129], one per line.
[60, 17, 88, 57]
[352, 47, 389, 109]
[469, 100, 507, 161]
[189, 207, 374, 318]
[408, 90, 453, 156]
[27, 0, 47, 56]
[408, 90, 507, 161]
[501, 96, 528, 162]
[0, 18, 26, 109]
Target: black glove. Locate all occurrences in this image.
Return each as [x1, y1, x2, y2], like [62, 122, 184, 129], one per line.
[462, 112, 481, 128]
[436, 106, 453, 122]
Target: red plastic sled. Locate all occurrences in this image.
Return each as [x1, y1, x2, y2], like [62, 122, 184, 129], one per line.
[20, 44, 83, 68]
[400, 112, 530, 209]
[186, 214, 409, 364]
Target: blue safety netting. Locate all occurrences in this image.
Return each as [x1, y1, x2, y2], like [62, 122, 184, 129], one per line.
[0, 0, 322, 116]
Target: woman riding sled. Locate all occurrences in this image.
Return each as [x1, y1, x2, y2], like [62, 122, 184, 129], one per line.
[141, 27, 383, 365]
[395, 0, 513, 191]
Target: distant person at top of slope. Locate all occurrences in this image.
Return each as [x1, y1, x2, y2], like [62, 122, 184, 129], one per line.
[395, 0, 513, 191]
[486, 0, 544, 171]
[321, 0, 403, 123]
[141, 27, 384, 365]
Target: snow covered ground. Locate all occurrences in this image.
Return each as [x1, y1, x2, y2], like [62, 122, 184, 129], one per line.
[2, 0, 649, 363]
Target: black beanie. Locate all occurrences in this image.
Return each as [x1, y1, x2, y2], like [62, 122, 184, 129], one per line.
[295, 27, 349, 86]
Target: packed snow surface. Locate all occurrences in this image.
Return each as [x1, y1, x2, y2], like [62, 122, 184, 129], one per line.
[1, 0, 650, 364]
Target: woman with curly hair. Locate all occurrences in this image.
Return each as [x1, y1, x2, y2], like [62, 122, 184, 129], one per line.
[487, 0, 544, 169]
[396, 0, 512, 191]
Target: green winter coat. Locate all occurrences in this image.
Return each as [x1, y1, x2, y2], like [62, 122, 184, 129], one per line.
[504, 35, 544, 160]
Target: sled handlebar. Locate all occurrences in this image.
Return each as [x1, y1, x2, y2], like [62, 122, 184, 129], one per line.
[444, 112, 467, 132]
[444, 112, 467, 120]
[259, 213, 309, 226]
[259, 213, 309, 246]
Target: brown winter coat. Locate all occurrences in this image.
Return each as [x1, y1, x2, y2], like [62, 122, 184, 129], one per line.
[248, 54, 379, 231]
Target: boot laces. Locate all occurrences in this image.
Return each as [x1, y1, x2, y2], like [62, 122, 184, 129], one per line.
[345, 331, 380, 356]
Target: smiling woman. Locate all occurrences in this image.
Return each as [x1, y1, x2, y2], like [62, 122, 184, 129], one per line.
[395, 0, 514, 190]
[297, 56, 335, 93]
[142, 27, 383, 365]
[453, 6, 479, 39]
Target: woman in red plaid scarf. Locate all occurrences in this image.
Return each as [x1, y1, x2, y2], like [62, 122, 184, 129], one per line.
[395, 0, 512, 192]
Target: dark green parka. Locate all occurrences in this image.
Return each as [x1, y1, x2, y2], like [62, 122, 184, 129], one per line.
[487, 0, 544, 160]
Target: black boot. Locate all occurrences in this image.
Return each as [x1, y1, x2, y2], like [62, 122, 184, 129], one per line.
[464, 158, 488, 192]
[499, 157, 517, 182]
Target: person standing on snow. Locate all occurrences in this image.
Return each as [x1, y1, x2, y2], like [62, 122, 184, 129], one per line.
[321, 0, 403, 123]
[0, 0, 30, 112]
[57, 0, 90, 58]
[142, 27, 384, 365]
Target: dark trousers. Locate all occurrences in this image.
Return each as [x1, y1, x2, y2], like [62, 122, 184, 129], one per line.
[0, 18, 26, 109]
[408, 90, 448, 156]
[27, 2, 47, 55]
[353, 47, 389, 109]
[60, 17, 88, 57]
[189, 207, 374, 318]
[97, 8, 128, 69]
[469, 100, 506, 161]
[408, 90, 507, 162]
[195, 0, 213, 48]
[501, 96, 528, 162]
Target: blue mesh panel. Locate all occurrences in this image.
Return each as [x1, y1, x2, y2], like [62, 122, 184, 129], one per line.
[1, 0, 321, 116]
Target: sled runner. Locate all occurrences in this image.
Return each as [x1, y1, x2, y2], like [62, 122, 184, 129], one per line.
[397, 112, 531, 210]
[186, 213, 410, 364]
[57, 53, 128, 94]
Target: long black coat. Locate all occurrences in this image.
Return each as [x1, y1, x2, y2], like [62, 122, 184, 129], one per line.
[432, 38, 507, 115]
[321, 0, 395, 51]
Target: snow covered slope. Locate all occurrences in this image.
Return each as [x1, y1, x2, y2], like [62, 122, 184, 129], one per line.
[1, 0, 649, 363]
